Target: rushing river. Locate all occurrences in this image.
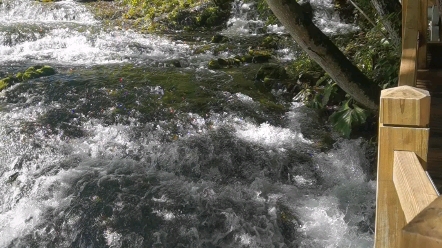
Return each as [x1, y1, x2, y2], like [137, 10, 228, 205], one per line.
[0, 0, 375, 247]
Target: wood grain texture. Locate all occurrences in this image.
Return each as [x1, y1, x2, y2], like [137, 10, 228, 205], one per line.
[418, 0, 427, 68]
[393, 151, 438, 223]
[399, 0, 420, 86]
[402, 196, 442, 248]
[380, 86, 430, 127]
[376, 85, 431, 248]
[399, 29, 419, 86]
[376, 125, 429, 248]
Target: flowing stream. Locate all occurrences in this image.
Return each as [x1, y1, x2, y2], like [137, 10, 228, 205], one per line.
[0, 0, 375, 247]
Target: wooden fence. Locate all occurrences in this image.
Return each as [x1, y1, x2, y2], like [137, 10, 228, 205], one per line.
[374, 0, 442, 247]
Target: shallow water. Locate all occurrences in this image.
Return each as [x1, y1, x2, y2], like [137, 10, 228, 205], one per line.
[0, 0, 374, 247]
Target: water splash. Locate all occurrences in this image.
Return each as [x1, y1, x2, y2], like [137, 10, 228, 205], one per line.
[0, 0, 97, 24]
[223, 0, 358, 36]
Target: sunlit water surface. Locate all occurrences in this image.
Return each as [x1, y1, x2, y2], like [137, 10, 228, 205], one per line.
[0, 0, 374, 247]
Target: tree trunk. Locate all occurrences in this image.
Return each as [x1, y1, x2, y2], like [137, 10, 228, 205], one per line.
[266, 0, 381, 110]
[371, 0, 402, 48]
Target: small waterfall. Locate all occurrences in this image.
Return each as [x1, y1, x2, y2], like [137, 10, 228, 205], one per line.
[0, 0, 97, 23]
[222, 0, 358, 36]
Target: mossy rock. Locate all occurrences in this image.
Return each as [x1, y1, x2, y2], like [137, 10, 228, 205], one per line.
[254, 64, 289, 92]
[211, 34, 229, 43]
[208, 59, 221, 69]
[241, 54, 254, 63]
[0, 65, 56, 91]
[0, 78, 10, 91]
[208, 57, 242, 69]
[256, 64, 288, 81]
[193, 44, 212, 54]
[276, 203, 301, 242]
[20, 65, 56, 80]
[164, 59, 182, 68]
[213, 43, 236, 56]
[248, 50, 273, 63]
[260, 35, 279, 49]
[127, 0, 233, 32]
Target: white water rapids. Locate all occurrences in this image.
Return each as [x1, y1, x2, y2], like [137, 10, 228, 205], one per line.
[0, 0, 375, 247]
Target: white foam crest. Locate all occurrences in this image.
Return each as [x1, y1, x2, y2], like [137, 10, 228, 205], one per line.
[222, 0, 265, 36]
[104, 229, 123, 248]
[310, 0, 359, 34]
[314, 139, 369, 184]
[223, 0, 357, 37]
[0, 161, 72, 247]
[0, 0, 97, 24]
[0, 29, 192, 64]
[78, 121, 135, 158]
[298, 196, 372, 248]
[296, 139, 375, 247]
[235, 121, 312, 147]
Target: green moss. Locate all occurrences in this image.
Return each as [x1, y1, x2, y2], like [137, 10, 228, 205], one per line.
[260, 35, 279, 49]
[74, 64, 287, 121]
[0, 79, 9, 91]
[211, 34, 229, 43]
[21, 65, 56, 80]
[36, 65, 56, 76]
[256, 64, 288, 81]
[121, 0, 233, 32]
[247, 49, 273, 63]
[193, 44, 212, 54]
[0, 65, 56, 92]
[208, 60, 221, 69]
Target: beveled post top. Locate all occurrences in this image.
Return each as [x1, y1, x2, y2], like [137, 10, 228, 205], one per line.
[380, 86, 430, 127]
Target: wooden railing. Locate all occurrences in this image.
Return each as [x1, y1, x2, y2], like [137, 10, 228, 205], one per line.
[374, 0, 442, 247]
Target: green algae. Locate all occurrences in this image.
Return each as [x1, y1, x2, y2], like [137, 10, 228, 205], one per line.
[119, 0, 233, 32]
[73, 64, 287, 122]
[0, 65, 56, 92]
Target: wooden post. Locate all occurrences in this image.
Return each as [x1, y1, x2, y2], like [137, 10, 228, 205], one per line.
[418, 0, 428, 68]
[402, 196, 442, 248]
[402, 0, 408, 51]
[399, 0, 420, 86]
[375, 86, 430, 247]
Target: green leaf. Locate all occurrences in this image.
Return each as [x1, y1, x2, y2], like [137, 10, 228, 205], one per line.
[329, 101, 369, 138]
[321, 83, 336, 107]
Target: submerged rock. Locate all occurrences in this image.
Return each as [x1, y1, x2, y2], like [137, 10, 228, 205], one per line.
[208, 57, 241, 69]
[211, 34, 229, 43]
[256, 63, 288, 81]
[208, 59, 221, 69]
[247, 49, 273, 63]
[7, 172, 19, 183]
[0, 65, 56, 91]
[164, 59, 182, 68]
[260, 35, 279, 49]
[17, 65, 56, 81]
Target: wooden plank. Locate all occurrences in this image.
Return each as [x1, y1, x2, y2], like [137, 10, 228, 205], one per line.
[378, 126, 430, 181]
[376, 125, 429, 248]
[399, 29, 419, 86]
[402, 0, 408, 50]
[399, 0, 420, 86]
[393, 151, 438, 223]
[375, 180, 406, 247]
[418, 0, 428, 68]
[402, 196, 442, 248]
